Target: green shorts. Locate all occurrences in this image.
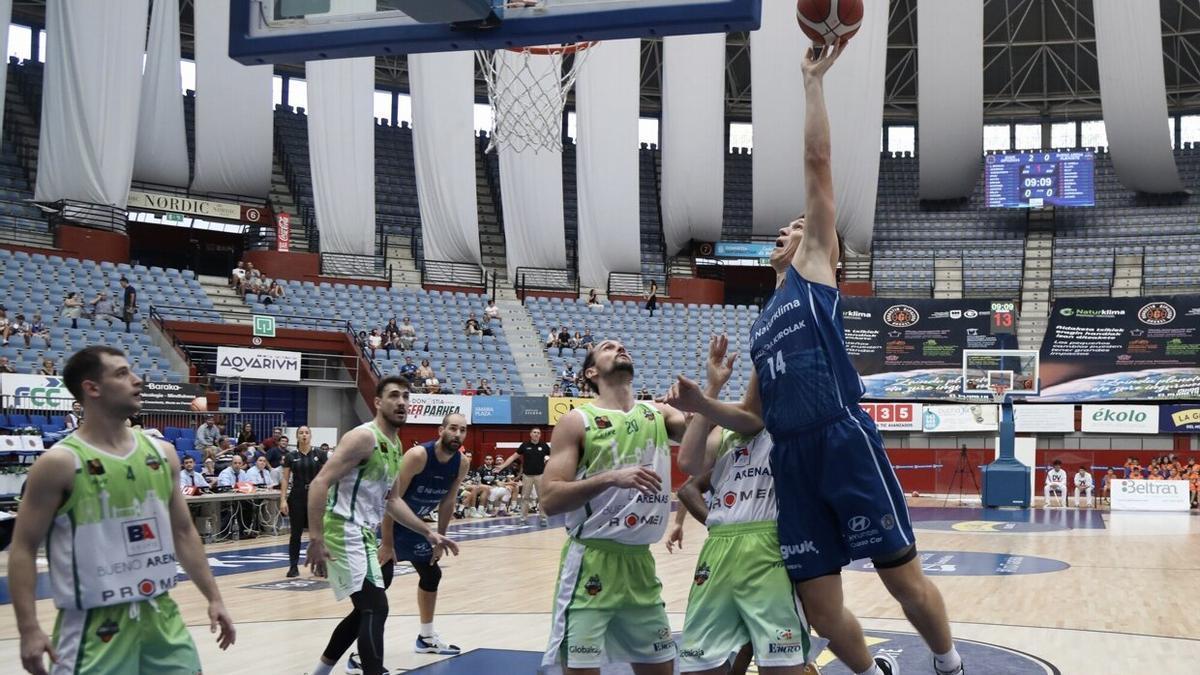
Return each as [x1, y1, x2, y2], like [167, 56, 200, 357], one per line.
[542, 537, 675, 670]
[51, 594, 200, 675]
[323, 512, 384, 601]
[680, 521, 811, 672]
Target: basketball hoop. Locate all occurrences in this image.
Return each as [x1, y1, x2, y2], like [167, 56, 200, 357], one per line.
[476, 41, 598, 154]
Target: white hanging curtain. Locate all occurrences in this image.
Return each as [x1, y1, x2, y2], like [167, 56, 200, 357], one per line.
[917, 0, 983, 200]
[1093, 0, 1184, 193]
[410, 51, 481, 265]
[133, 0, 189, 187]
[0, 0, 12, 138]
[191, 0, 273, 196]
[660, 32, 726, 255]
[751, 0, 807, 236]
[307, 57, 377, 256]
[497, 50, 567, 280]
[34, 0, 148, 208]
[576, 40, 642, 290]
[823, 0, 888, 254]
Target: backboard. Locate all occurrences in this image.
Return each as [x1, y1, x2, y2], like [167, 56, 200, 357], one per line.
[962, 349, 1040, 397]
[229, 0, 763, 64]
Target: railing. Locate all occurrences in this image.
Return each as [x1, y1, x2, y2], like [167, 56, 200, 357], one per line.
[0, 200, 51, 242]
[515, 266, 578, 303]
[147, 305, 204, 384]
[150, 303, 353, 334]
[320, 251, 391, 283]
[606, 272, 646, 298]
[421, 260, 485, 288]
[46, 200, 127, 234]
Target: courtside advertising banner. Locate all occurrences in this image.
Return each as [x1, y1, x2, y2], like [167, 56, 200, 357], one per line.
[1111, 479, 1191, 511]
[139, 382, 207, 412]
[840, 298, 1017, 400]
[0, 374, 73, 411]
[1039, 295, 1200, 400]
[1080, 404, 1158, 434]
[216, 346, 302, 381]
[548, 397, 593, 425]
[407, 394, 473, 425]
[859, 402, 923, 430]
[921, 403, 999, 433]
[1012, 404, 1076, 433]
[470, 396, 511, 424]
[510, 396, 549, 425]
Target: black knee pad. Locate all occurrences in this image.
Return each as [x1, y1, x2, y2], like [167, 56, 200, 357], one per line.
[871, 544, 917, 570]
[352, 582, 390, 615]
[415, 560, 442, 593]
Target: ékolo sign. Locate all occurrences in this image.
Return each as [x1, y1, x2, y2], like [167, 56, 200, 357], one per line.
[1080, 405, 1158, 434]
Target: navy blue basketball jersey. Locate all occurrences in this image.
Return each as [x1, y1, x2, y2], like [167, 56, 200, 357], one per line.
[400, 441, 462, 518]
[750, 266, 864, 435]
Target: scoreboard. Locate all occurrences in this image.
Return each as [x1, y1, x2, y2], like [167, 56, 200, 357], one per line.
[985, 151, 1095, 208]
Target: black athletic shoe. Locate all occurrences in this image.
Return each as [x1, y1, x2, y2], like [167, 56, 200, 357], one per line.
[875, 652, 900, 675]
[286, 565, 299, 578]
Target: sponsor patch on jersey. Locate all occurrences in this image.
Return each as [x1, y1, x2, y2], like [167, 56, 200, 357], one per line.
[594, 416, 612, 429]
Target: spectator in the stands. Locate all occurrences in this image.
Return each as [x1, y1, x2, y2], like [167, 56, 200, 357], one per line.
[637, 387, 653, 401]
[545, 327, 559, 350]
[485, 298, 502, 323]
[262, 426, 284, 452]
[477, 379, 494, 396]
[0, 356, 13, 374]
[645, 280, 658, 317]
[465, 313, 482, 337]
[196, 414, 222, 452]
[556, 325, 571, 355]
[2, 313, 28, 347]
[266, 435, 287, 471]
[245, 262, 261, 286]
[399, 316, 417, 350]
[561, 363, 576, 390]
[38, 358, 58, 376]
[462, 380, 479, 396]
[202, 457, 217, 480]
[87, 291, 117, 326]
[264, 280, 285, 305]
[587, 288, 602, 308]
[230, 262, 246, 291]
[119, 277, 137, 333]
[551, 383, 563, 397]
[61, 292, 83, 329]
[570, 331, 583, 350]
[367, 328, 383, 358]
[65, 402, 82, 430]
[0, 309, 7, 341]
[246, 455, 277, 488]
[236, 421, 257, 448]
[382, 319, 400, 357]
[25, 314, 50, 348]
[417, 359, 438, 392]
[399, 356, 418, 380]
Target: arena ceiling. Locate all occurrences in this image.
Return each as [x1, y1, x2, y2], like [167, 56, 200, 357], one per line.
[13, 0, 1200, 123]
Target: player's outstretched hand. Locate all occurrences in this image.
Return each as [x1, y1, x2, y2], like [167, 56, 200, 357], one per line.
[802, 37, 847, 81]
[706, 335, 739, 391]
[665, 375, 707, 413]
[307, 538, 332, 577]
[426, 532, 459, 558]
[208, 600, 237, 650]
[611, 465, 662, 496]
[665, 521, 684, 553]
[19, 628, 56, 675]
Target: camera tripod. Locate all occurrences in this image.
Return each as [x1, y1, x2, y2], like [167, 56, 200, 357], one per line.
[943, 446, 980, 506]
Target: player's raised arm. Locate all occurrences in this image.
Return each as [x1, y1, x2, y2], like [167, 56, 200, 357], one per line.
[794, 40, 846, 287]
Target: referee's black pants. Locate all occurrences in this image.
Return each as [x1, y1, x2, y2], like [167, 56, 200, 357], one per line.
[288, 489, 310, 565]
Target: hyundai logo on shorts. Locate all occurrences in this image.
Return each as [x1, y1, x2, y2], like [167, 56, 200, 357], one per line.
[848, 516, 871, 532]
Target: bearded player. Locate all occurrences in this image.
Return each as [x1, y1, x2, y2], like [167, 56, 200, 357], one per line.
[668, 42, 962, 675]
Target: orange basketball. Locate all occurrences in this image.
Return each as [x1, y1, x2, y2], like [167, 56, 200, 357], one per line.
[796, 0, 864, 45]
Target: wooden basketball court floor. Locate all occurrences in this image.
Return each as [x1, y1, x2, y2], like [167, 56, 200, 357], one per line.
[3, 500, 1200, 673]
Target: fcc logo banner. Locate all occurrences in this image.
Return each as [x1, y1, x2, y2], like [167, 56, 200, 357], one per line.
[0, 374, 74, 411]
[216, 346, 302, 381]
[1080, 405, 1158, 434]
[1111, 479, 1190, 512]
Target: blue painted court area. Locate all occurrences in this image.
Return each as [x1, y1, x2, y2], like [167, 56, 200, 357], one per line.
[407, 631, 1058, 674]
[908, 506, 1106, 530]
[0, 514, 563, 605]
[846, 550, 1070, 577]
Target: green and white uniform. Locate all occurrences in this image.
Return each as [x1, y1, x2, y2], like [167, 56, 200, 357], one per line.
[543, 402, 675, 671]
[47, 430, 201, 675]
[679, 430, 812, 672]
[323, 421, 403, 601]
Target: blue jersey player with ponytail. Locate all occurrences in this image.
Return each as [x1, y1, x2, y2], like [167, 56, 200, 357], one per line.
[668, 40, 963, 675]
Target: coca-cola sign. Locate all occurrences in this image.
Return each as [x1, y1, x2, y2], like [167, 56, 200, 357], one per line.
[276, 212, 291, 252]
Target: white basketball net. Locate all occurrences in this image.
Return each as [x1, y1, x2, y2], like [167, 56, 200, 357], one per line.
[476, 44, 594, 154]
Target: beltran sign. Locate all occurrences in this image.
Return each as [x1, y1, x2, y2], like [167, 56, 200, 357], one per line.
[1111, 479, 1190, 511]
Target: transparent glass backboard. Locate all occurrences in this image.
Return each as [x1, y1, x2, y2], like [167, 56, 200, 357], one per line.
[962, 349, 1040, 396]
[231, 0, 763, 63]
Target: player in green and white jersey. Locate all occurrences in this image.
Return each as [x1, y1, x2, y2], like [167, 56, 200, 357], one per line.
[540, 339, 689, 674]
[304, 375, 458, 675]
[669, 335, 816, 675]
[9, 346, 236, 675]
